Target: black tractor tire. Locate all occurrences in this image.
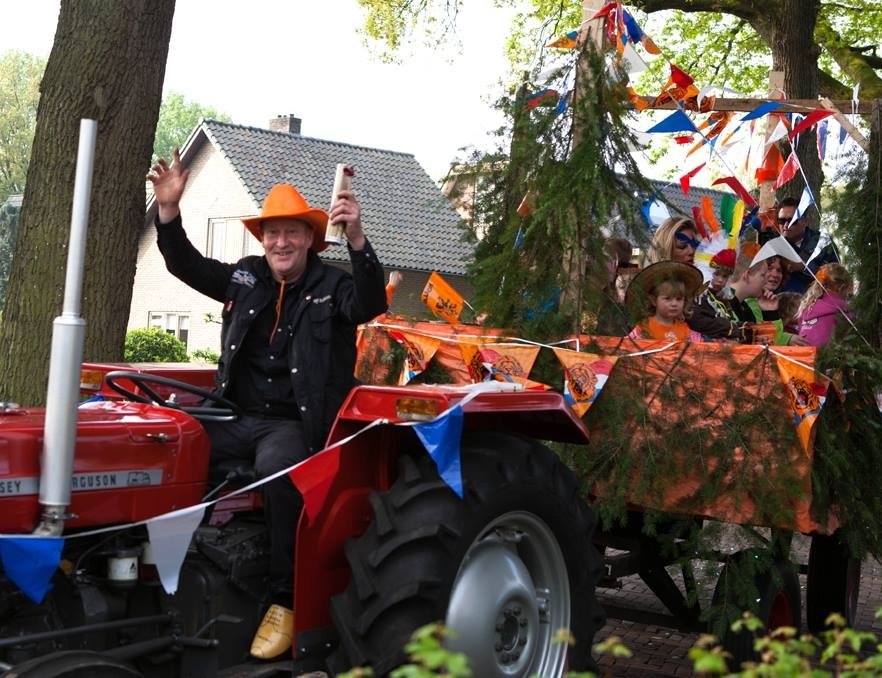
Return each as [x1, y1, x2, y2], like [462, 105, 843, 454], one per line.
[806, 531, 861, 632]
[4, 651, 142, 678]
[327, 431, 605, 677]
[711, 550, 801, 671]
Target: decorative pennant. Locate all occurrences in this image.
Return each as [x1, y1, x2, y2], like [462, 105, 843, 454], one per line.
[765, 119, 789, 148]
[388, 329, 442, 385]
[621, 41, 648, 74]
[789, 109, 836, 140]
[790, 186, 815, 227]
[750, 236, 804, 267]
[517, 189, 536, 217]
[422, 272, 465, 324]
[146, 504, 207, 594]
[646, 110, 698, 134]
[740, 101, 782, 121]
[458, 340, 486, 383]
[289, 446, 341, 525]
[478, 345, 541, 385]
[818, 119, 829, 161]
[673, 134, 694, 145]
[773, 151, 801, 189]
[525, 88, 559, 109]
[414, 405, 465, 498]
[0, 537, 64, 603]
[552, 348, 618, 417]
[546, 30, 578, 49]
[642, 198, 670, 226]
[775, 356, 829, 453]
[627, 85, 650, 111]
[712, 176, 758, 207]
[667, 63, 694, 89]
[679, 162, 706, 195]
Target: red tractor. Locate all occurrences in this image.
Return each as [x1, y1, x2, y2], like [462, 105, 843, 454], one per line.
[0, 369, 606, 677]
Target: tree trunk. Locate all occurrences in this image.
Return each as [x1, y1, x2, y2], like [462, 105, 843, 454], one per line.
[0, 0, 175, 405]
[773, 0, 823, 228]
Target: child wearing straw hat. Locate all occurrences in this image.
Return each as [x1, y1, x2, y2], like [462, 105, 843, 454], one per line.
[625, 261, 704, 342]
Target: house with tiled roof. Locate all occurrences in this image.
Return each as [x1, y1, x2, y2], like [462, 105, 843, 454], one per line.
[129, 116, 472, 353]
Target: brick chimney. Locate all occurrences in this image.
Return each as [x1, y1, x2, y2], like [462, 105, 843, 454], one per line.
[269, 114, 302, 135]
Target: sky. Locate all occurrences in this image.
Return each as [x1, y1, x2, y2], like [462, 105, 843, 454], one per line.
[6, 0, 518, 181]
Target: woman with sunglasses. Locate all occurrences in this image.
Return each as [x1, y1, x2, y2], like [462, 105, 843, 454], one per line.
[646, 217, 700, 266]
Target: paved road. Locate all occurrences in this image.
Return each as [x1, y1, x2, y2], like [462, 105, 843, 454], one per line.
[593, 534, 882, 676]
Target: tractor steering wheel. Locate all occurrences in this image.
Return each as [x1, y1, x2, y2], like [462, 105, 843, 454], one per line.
[104, 371, 241, 422]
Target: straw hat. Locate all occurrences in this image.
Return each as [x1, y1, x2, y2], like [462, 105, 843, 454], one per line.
[241, 184, 330, 252]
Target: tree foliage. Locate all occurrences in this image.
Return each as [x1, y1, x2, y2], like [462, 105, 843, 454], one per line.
[152, 91, 230, 162]
[0, 51, 45, 204]
[357, 0, 882, 97]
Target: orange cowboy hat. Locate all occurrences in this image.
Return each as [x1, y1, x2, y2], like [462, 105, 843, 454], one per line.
[241, 184, 330, 253]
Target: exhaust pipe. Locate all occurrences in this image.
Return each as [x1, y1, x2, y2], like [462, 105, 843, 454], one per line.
[35, 119, 98, 536]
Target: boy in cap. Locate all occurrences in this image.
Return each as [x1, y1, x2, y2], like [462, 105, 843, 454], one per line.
[148, 150, 387, 659]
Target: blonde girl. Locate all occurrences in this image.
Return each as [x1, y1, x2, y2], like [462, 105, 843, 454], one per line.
[646, 217, 700, 266]
[797, 263, 854, 347]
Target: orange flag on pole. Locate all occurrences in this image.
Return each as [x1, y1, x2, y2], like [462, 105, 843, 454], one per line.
[421, 272, 465, 324]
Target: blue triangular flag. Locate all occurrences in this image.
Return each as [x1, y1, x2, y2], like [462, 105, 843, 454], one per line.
[740, 101, 781, 122]
[646, 110, 698, 134]
[0, 537, 64, 603]
[513, 227, 525, 251]
[414, 405, 464, 498]
[839, 123, 848, 145]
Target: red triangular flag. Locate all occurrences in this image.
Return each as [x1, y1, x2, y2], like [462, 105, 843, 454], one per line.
[712, 176, 758, 207]
[670, 64, 694, 88]
[679, 162, 706, 195]
[289, 447, 341, 524]
[789, 109, 836, 140]
[773, 151, 801, 189]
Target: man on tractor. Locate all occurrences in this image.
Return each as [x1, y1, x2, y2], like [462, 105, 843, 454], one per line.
[147, 151, 387, 659]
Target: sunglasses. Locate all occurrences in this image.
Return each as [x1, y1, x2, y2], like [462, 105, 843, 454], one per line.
[778, 216, 801, 225]
[675, 231, 701, 249]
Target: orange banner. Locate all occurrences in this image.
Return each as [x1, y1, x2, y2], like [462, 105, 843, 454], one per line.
[552, 347, 619, 416]
[775, 355, 829, 453]
[388, 329, 442, 385]
[421, 272, 464, 324]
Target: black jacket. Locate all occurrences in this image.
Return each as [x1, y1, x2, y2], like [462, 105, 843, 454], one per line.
[156, 215, 387, 451]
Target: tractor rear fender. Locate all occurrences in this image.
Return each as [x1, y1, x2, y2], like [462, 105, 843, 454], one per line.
[291, 384, 590, 650]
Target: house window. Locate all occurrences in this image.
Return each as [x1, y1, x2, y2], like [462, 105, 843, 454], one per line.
[207, 218, 247, 260]
[149, 312, 190, 347]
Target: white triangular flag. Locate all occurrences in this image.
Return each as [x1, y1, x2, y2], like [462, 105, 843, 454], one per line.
[621, 42, 647, 75]
[146, 504, 207, 594]
[765, 120, 788, 147]
[789, 186, 814, 227]
[750, 236, 803, 267]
